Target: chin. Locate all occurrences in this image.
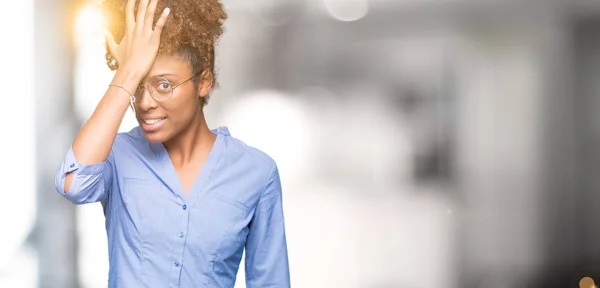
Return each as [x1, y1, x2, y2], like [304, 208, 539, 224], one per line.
[141, 130, 170, 143]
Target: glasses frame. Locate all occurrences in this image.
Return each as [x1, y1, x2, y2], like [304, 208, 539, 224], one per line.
[135, 72, 202, 103]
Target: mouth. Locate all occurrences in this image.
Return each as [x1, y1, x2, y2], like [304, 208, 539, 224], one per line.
[140, 117, 167, 132]
[142, 118, 166, 125]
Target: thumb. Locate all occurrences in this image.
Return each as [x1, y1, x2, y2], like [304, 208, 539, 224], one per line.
[103, 30, 119, 58]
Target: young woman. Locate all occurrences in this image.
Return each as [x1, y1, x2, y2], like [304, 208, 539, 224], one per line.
[54, 0, 290, 287]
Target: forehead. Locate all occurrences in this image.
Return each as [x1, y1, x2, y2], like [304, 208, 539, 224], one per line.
[147, 54, 191, 77]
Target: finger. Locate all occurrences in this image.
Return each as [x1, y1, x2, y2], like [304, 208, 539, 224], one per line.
[145, 0, 159, 29]
[136, 0, 150, 29]
[125, 0, 135, 29]
[152, 7, 170, 36]
[103, 30, 119, 57]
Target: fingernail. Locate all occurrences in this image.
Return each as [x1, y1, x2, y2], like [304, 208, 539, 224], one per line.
[164, 7, 170, 14]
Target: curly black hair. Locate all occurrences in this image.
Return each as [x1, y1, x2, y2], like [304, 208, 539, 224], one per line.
[102, 0, 227, 103]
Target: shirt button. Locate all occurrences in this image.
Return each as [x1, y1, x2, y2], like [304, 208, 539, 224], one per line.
[174, 261, 180, 267]
[178, 232, 184, 238]
[182, 204, 187, 210]
[69, 163, 75, 168]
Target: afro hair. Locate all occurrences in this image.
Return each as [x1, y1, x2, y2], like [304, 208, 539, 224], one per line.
[102, 0, 227, 95]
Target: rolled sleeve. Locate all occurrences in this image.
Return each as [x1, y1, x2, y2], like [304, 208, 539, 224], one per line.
[55, 146, 113, 204]
[245, 166, 291, 288]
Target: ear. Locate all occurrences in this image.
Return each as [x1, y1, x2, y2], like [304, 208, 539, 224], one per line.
[197, 69, 213, 98]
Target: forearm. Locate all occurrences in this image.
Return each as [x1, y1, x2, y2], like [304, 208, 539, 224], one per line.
[72, 69, 141, 164]
[63, 70, 141, 193]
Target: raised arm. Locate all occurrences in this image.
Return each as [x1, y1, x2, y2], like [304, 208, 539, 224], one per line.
[56, 0, 170, 202]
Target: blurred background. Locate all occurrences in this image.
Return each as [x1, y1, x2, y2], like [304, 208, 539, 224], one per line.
[3, 0, 600, 287]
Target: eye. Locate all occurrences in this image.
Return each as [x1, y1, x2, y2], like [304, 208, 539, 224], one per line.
[155, 81, 172, 92]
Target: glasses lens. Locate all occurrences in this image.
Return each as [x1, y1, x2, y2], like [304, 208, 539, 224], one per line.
[150, 77, 173, 102]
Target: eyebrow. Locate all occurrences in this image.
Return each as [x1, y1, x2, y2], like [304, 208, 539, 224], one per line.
[152, 73, 178, 78]
[140, 73, 179, 83]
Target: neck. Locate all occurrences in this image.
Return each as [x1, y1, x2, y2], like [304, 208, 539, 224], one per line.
[163, 108, 216, 165]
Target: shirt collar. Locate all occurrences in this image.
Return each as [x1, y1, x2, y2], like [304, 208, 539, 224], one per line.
[214, 126, 230, 136]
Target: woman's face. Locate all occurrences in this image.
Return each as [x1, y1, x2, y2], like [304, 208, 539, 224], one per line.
[134, 54, 211, 143]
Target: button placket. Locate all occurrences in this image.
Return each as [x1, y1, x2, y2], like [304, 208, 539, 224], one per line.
[169, 200, 190, 287]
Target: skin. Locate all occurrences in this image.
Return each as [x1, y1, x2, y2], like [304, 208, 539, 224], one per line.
[137, 55, 215, 195]
[64, 0, 215, 196]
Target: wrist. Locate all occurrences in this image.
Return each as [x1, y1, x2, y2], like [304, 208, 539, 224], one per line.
[113, 67, 144, 87]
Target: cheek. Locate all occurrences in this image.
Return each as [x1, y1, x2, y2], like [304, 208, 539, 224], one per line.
[165, 95, 199, 124]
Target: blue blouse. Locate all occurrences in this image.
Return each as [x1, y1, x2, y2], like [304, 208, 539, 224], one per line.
[55, 126, 290, 288]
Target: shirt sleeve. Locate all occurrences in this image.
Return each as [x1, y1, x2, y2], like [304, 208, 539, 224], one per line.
[54, 145, 114, 204]
[245, 165, 291, 288]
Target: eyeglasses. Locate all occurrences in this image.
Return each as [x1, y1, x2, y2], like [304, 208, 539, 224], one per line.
[134, 73, 200, 102]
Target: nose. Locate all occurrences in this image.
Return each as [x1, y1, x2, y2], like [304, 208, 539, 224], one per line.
[137, 87, 159, 112]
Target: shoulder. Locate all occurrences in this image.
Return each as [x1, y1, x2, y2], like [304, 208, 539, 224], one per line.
[109, 126, 152, 158]
[215, 127, 281, 206]
[218, 127, 278, 181]
[110, 126, 147, 150]
[115, 126, 144, 145]
[223, 133, 276, 173]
